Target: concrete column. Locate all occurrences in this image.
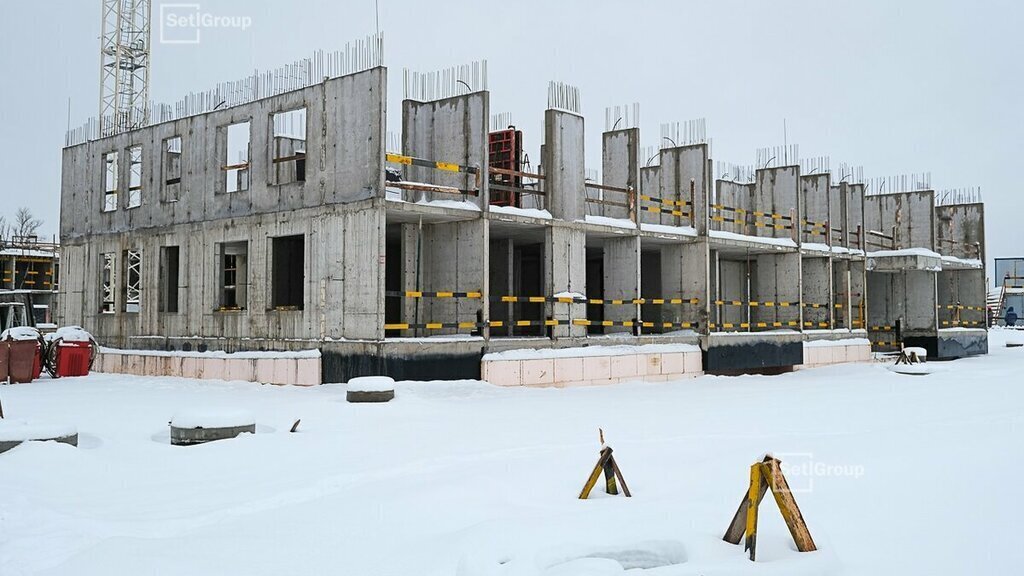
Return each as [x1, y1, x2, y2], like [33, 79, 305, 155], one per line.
[489, 238, 514, 335]
[601, 128, 639, 220]
[545, 225, 586, 338]
[603, 236, 640, 333]
[543, 110, 585, 221]
[400, 222, 421, 327]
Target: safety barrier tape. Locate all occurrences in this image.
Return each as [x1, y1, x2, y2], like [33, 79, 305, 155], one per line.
[709, 320, 800, 330]
[639, 194, 691, 208]
[385, 153, 479, 175]
[385, 319, 701, 330]
[711, 204, 794, 221]
[940, 320, 986, 327]
[385, 290, 483, 299]
[642, 206, 691, 218]
[803, 321, 832, 328]
[938, 304, 986, 311]
[713, 300, 797, 307]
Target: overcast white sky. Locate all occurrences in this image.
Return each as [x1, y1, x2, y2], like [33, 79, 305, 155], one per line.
[0, 0, 1019, 273]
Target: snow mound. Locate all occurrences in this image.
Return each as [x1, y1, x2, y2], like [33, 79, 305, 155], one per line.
[1, 326, 41, 341]
[52, 325, 93, 343]
[0, 420, 77, 442]
[171, 408, 256, 429]
[903, 347, 928, 359]
[347, 376, 395, 392]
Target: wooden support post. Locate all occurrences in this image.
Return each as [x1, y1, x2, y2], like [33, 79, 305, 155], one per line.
[763, 457, 817, 553]
[579, 445, 631, 499]
[745, 461, 762, 560]
[579, 447, 612, 499]
[723, 457, 769, 544]
[723, 455, 817, 561]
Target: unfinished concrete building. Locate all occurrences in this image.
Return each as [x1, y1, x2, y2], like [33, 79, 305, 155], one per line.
[864, 187, 987, 359]
[57, 48, 989, 384]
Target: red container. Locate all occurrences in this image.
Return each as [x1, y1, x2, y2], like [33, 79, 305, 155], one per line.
[8, 339, 41, 384]
[0, 341, 9, 382]
[56, 340, 92, 377]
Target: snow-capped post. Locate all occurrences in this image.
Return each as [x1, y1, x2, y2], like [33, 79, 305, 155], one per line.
[723, 454, 816, 561]
[578, 429, 631, 499]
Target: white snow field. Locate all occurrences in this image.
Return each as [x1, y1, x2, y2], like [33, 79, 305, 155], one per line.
[2, 330, 1023, 575]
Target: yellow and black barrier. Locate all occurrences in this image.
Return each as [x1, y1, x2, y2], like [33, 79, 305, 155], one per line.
[803, 321, 831, 328]
[385, 152, 479, 175]
[938, 304, 986, 312]
[495, 295, 700, 306]
[940, 320, 986, 327]
[385, 290, 483, 299]
[713, 300, 798, 307]
[709, 321, 800, 330]
[385, 319, 702, 331]
[641, 205, 691, 218]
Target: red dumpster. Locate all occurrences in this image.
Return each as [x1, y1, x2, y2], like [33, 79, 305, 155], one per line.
[55, 340, 93, 377]
[8, 338, 42, 384]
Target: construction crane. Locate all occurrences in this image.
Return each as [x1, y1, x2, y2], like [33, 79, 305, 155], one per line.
[99, 0, 151, 137]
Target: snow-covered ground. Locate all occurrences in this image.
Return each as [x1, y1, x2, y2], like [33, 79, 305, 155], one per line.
[2, 330, 1023, 575]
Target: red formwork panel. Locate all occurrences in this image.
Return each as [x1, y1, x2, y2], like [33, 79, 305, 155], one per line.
[488, 128, 523, 207]
[56, 341, 92, 377]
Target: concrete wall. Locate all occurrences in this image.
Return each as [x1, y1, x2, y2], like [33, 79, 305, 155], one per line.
[937, 269, 987, 327]
[601, 128, 638, 220]
[58, 203, 384, 348]
[754, 166, 800, 239]
[61, 68, 386, 241]
[661, 241, 709, 330]
[603, 237, 639, 331]
[867, 270, 937, 337]
[58, 68, 387, 349]
[800, 174, 831, 244]
[934, 203, 985, 261]
[420, 219, 487, 329]
[401, 91, 489, 207]
[863, 190, 935, 250]
[713, 180, 754, 234]
[752, 252, 801, 327]
[801, 256, 831, 328]
[544, 110, 586, 221]
[659, 144, 709, 233]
